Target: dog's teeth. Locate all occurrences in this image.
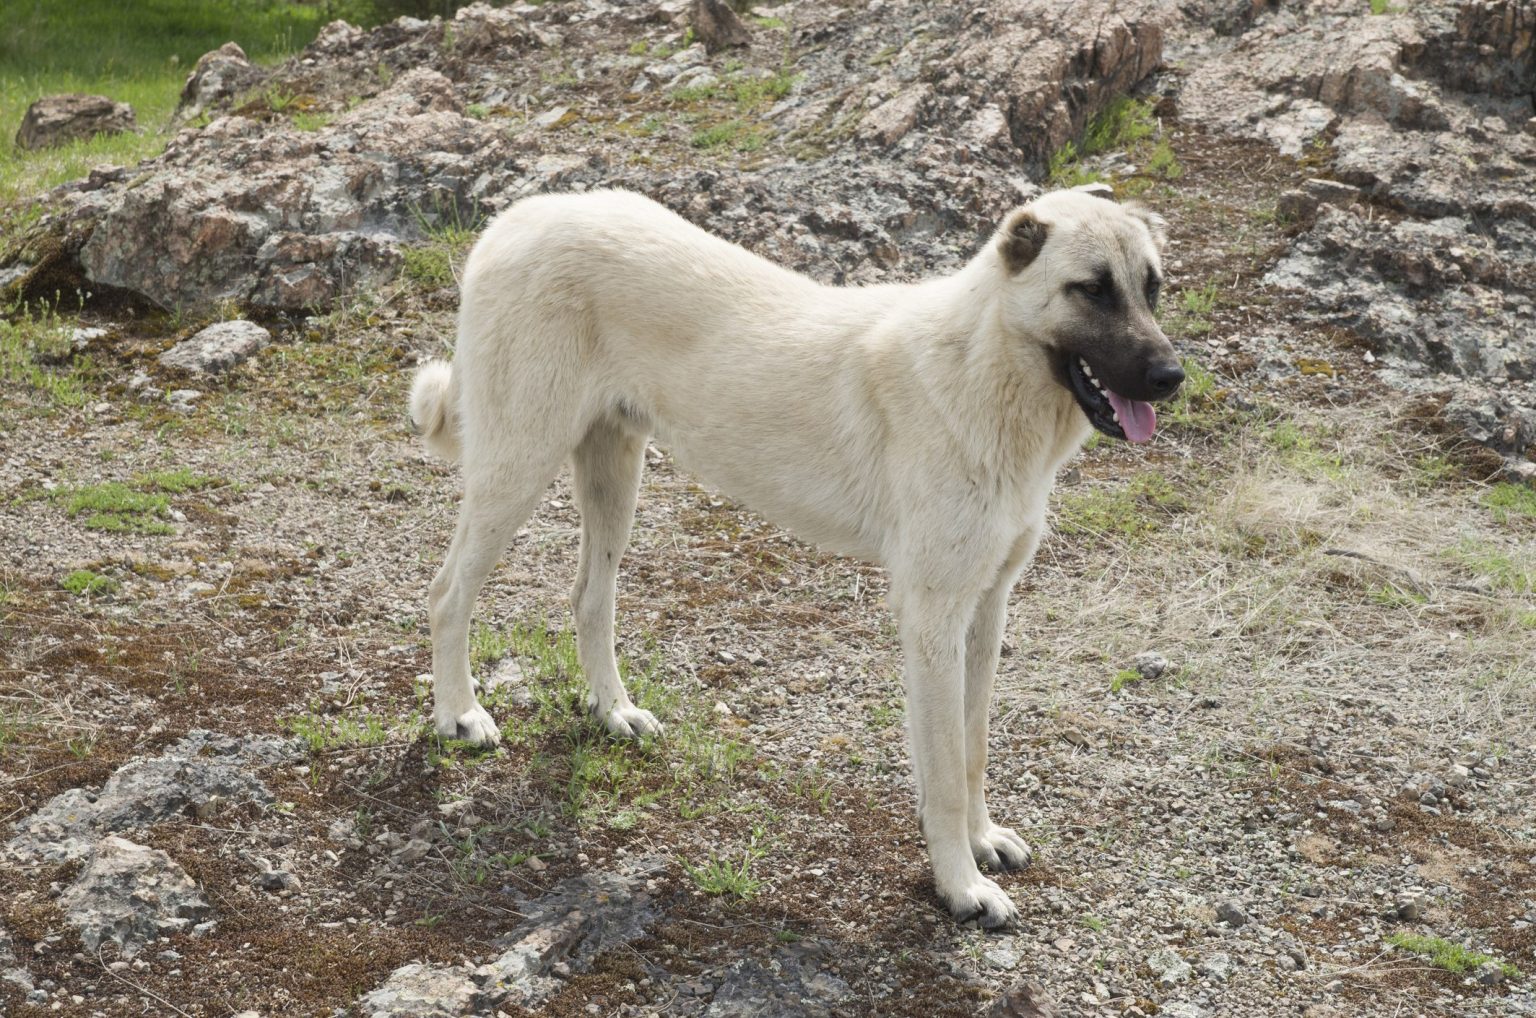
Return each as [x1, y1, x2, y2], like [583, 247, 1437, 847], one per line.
[1080, 359, 1094, 378]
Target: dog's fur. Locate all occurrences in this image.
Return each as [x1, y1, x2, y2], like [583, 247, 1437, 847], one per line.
[410, 187, 1178, 927]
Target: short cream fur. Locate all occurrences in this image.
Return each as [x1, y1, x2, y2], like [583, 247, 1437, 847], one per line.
[411, 187, 1174, 927]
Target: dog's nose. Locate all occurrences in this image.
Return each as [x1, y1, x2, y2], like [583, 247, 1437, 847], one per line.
[1145, 361, 1185, 399]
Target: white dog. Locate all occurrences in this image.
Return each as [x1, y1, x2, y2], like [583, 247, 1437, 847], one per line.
[410, 187, 1181, 927]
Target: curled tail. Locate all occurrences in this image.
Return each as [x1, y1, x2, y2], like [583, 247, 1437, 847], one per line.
[409, 360, 462, 461]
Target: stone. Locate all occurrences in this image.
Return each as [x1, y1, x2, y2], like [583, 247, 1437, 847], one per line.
[1197, 952, 1233, 982]
[159, 320, 271, 374]
[1215, 900, 1249, 927]
[988, 978, 1057, 1017]
[1132, 651, 1168, 681]
[1276, 189, 1318, 222]
[58, 837, 212, 956]
[7, 730, 295, 864]
[1477, 961, 1509, 986]
[177, 43, 266, 121]
[15, 94, 136, 150]
[690, 0, 750, 55]
[1146, 947, 1191, 986]
[255, 869, 300, 893]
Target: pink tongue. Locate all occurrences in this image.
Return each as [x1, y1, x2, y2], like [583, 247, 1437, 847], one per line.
[1105, 390, 1157, 444]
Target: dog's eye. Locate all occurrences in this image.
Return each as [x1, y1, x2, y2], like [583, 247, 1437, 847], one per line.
[1145, 280, 1161, 307]
[1076, 281, 1103, 298]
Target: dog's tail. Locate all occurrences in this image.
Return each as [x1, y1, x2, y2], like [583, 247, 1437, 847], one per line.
[409, 360, 462, 461]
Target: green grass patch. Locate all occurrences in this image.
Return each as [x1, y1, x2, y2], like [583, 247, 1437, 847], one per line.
[1048, 95, 1177, 189]
[138, 468, 222, 493]
[1369, 583, 1426, 609]
[1482, 482, 1536, 524]
[61, 569, 118, 597]
[1386, 932, 1518, 979]
[57, 482, 172, 534]
[1109, 669, 1143, 694]
[473, 619, 757, 829]
[691, 119, 766, 151]
[1450, 540, 1535, 594]
[682, 829, 767, 899]
[0, 1, 340, 205]
[0, 299, 93, 410]
[286, 708, 411, 752]
[1055, 472, 1188, 540]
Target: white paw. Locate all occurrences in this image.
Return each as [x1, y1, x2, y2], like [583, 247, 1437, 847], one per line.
[437, 704, 501, 747]
[972, 823, 1033, 872]
[940, 873, 1019, 929]
[594, 702, 663, 740]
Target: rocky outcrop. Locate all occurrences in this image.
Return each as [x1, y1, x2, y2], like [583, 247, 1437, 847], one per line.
[358, 869, 656, 1016]
[57, 837, 213, 956]
[1179, 0, 1536, 467]
[3, 0, 1176, 309]
[15, 94, 136, 151]
[7, 730, 296, 864]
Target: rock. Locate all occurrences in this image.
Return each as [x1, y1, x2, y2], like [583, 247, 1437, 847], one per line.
[159, 320, 271, 374]
[1197, 952, 1233, 982]
[255, 869, 300, 893]
[1132, 651, 1168, 681]
[360, 870, 654, 1015]
[1476, 961, 1509, 986]
[1, 928, 35, 994]
[2, 0, 1170, 310]
[1215, 900, 1249, 927]
[15, 94, 136, 151]
[1161, 1005, 1207, 1018]
[7, 730, 295, 865]
[706, 944, 854, 1017]
[177, 43, 266, 121]
[859, 86, 932, 147]
[1146, 947, 1191, 987]
[58, 837, 212, 956]
[690, 0, 750, 55]
[1302, 178, 1361, 208]
[1182, 0, 1536, 465]
[984, 945, 1022, 969]
[988, 978, 1057, 1017]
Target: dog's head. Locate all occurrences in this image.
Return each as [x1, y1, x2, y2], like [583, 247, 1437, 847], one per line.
[992, 185, 1182, 444]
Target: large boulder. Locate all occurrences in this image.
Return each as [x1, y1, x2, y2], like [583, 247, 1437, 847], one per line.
[177, 42, 267, 121]
[15, 94, 136, 150]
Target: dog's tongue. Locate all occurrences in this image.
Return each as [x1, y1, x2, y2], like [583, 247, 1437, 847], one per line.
[1105, 390, 1157, 444]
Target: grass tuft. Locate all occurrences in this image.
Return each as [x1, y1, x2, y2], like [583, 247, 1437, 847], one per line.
[1386, 932, 1519, 979]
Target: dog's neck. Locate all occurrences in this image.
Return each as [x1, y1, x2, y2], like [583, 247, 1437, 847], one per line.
[895, 260, 1092, 490]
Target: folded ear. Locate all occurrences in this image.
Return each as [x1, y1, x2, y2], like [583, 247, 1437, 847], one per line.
[998, 208, 1049, 273]
[1126, 203, 1168, 253]
[1073, 182, 1116, 201]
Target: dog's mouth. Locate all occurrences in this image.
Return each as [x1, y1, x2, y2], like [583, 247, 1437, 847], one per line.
[1065, 356, 1158, 444]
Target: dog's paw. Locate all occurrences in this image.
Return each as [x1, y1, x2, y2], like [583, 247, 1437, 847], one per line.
[437, 705, 501, 747]
[942, 874, 1019, 930]
[596, 703, 664, 740]
[972, 824, 1033, 872]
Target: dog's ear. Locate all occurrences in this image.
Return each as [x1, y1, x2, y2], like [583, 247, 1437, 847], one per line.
[1126, 203, 1168, 253]
[1073, 182, 1116, 202]
[998, 208, 1049, 273]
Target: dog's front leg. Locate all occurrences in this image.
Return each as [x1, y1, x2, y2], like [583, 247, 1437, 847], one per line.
[896, 582, 1020, 929]
[963, 572, 1033, 873]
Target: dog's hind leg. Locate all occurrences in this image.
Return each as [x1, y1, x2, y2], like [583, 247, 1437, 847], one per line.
[571, 415, 660, 739]
[429, 463, 559, 747]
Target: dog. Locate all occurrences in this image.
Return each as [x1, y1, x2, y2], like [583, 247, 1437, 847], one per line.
[409, 186, 1181, 927]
